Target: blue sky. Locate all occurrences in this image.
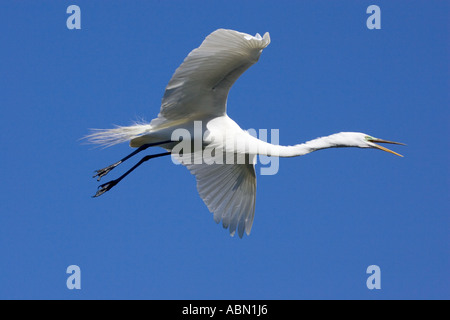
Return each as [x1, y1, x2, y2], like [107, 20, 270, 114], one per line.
[0, 1, 448, 299]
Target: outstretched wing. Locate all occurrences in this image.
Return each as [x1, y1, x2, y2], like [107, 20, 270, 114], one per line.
[185, 162, 257, 238]
[151, 29, 270, 129]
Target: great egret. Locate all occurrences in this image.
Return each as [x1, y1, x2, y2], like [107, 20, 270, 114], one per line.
[86, 29, 404, 238]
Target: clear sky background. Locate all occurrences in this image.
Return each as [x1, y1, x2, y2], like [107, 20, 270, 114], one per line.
[0, 1, 448, 299]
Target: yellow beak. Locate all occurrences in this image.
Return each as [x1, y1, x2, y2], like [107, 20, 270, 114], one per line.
[368, 138, 406, 157]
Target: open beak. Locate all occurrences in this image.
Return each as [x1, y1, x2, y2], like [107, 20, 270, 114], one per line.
[367, 138, 406, 157]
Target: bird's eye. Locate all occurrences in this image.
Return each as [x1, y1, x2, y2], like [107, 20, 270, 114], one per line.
[365, 136, 373, 141]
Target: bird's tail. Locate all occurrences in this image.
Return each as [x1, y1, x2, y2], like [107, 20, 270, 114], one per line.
[84, 123, 152, 148]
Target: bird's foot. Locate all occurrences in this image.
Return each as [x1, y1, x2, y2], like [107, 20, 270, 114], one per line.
[93, 180, 119, 197]
[93, 162, 121, 181]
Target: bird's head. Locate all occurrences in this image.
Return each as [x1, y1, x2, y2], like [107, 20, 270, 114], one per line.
[346, 132, 405, 157]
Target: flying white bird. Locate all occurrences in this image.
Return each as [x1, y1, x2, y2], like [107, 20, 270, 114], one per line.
[86, 29, 404, 238]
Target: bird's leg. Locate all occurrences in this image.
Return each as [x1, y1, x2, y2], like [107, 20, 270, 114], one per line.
[93, 140, 172, 181]
[93, 151, 172, 197]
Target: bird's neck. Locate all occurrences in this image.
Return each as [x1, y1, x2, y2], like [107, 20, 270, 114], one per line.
[256, 133, 357, 157]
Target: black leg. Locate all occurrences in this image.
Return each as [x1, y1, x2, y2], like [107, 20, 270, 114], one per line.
[93, 140, 172, 181]
[93, 151, 171, 198]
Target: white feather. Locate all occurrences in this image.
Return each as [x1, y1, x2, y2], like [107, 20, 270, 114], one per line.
[185, 161, 256, 238]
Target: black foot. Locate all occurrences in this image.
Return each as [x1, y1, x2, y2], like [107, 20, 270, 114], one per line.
[93, 161, 121, 181]
[93, 179, 119, 197]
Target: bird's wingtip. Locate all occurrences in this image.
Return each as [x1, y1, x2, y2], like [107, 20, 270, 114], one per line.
[263, 32, 270, 42]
